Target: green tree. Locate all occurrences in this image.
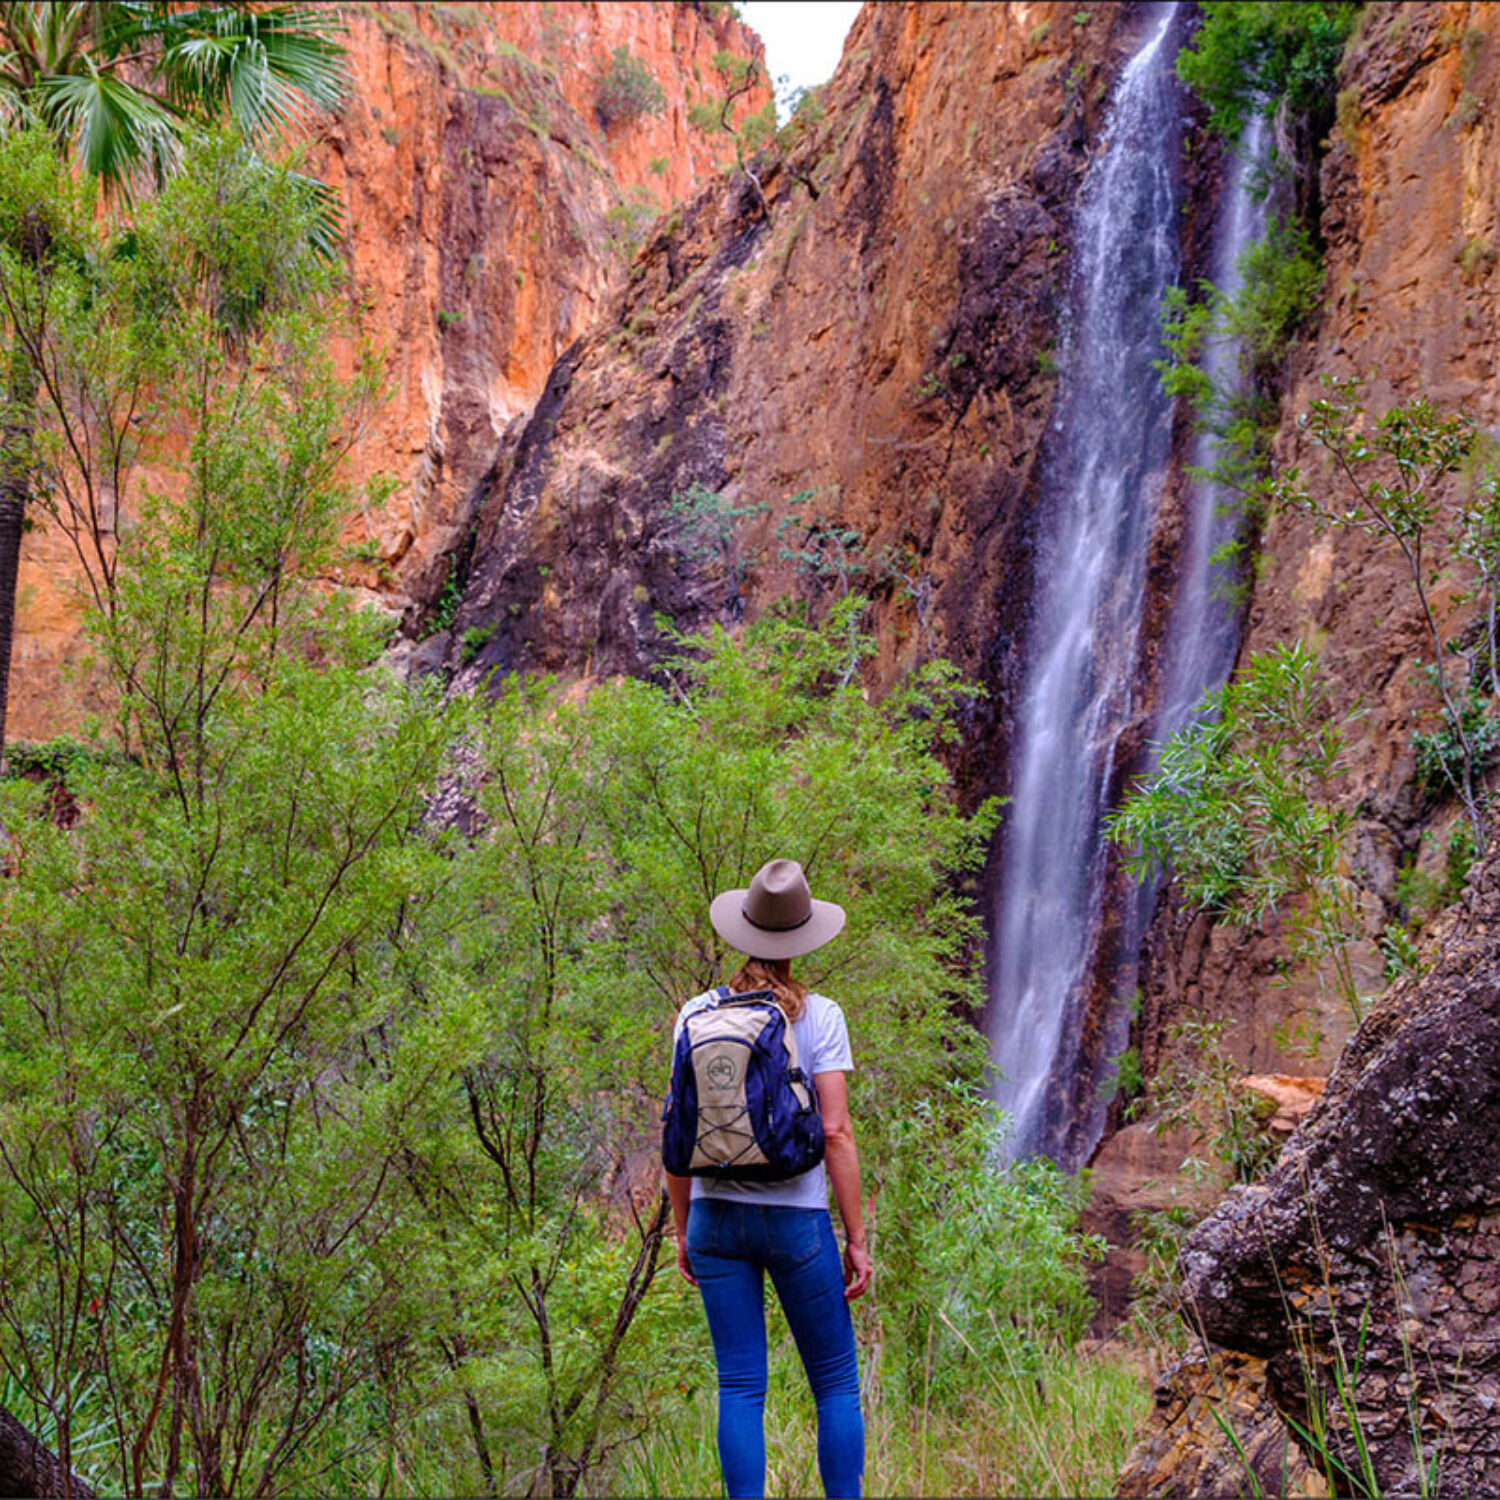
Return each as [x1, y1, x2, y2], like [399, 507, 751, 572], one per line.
[1268, 379, 1493, 842]
[0, 0, 350, 763]
[687, 48, 776, 210]
[1176, 2, 1362, 145]
[1108, 640, 1365, 1024]
[0, 131, 449, 1500]
[594, 45, 665, 129]
[388, 604, 1001, 1494]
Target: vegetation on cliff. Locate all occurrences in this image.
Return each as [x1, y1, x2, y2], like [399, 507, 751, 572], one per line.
[0, 0, 351, 766]
[1176, 1, 1362, 144]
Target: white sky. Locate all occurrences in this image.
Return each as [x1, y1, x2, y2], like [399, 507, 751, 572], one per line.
[738, 1, 864, 118]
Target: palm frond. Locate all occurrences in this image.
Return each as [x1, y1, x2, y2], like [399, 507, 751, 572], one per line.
[155, 4, 348, 138]
[35, 65, 178, 190]
[290, 167, 342, 261]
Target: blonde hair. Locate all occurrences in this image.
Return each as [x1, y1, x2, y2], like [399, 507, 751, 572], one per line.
[729, 958, 808, 1022]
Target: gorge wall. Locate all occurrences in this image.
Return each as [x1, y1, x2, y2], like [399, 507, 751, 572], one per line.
[9, 0, 768, 742]
[1131, 0, 1500, 1096]
[439, 0, 1161, 738]
[1116, 3, 1500, 1487]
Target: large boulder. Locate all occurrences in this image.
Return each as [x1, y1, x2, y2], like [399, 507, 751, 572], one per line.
[1122, 837, 1500, 1494]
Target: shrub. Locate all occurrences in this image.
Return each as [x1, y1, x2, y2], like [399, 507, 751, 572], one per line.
[877, 1090, 1105, 1407]
[1109, 641, 1365, 1024]
[595, 45, 666, 128]
[1176, 1, 1362, 142]
[459, 622, 496, 664]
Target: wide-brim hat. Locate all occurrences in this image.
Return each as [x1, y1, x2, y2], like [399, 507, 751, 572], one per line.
[709, 858, 846, 961]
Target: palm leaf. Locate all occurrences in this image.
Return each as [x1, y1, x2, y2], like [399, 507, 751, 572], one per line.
[155, 4, 348, 139]
[35, 65, 178, 189]
[290, 167, 342, 261]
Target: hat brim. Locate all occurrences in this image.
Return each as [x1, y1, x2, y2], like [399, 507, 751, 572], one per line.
[709, 888, 846, 961]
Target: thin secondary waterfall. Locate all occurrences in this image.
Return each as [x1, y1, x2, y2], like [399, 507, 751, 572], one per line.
[1156, 113, 1273, 730]
[1068, 115, 1277, 1163]
[986, 3, 1186, 1166]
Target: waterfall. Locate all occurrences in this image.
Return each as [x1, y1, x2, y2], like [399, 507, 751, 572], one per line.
[986, 3, 1187, 1167]
[1156, 113, 1273, 728]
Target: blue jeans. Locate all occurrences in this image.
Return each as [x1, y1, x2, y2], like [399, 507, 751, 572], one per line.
[686, 1199, 864, 1498]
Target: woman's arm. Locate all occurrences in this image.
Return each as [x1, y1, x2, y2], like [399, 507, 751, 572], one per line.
[665, 1171, 696, 1285]
[814, 1070, 872, 1300]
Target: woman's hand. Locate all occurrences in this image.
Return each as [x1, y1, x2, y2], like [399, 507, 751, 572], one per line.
[676, 1234, 698, 1287]
[843, 1238, 871, 1301]
[666, 1172, 696, 1286]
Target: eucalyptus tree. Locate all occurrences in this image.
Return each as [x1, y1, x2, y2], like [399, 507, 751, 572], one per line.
[0, 1, 350, 759]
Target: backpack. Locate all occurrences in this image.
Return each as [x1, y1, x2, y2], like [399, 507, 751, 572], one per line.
[661, 987, 825, 1181]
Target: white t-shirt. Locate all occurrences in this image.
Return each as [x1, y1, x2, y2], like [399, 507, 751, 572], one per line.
[672, 989, 854, 1211]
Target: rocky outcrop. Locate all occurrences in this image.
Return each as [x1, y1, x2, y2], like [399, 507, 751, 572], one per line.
[9, 1, 768, 742]
[1117, 1351, 1328, 1499]
[1121, 834, 1500, 1494]
[444, 1, 1149, 704]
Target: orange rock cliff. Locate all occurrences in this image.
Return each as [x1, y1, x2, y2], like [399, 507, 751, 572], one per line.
[10, 0, 769, 741]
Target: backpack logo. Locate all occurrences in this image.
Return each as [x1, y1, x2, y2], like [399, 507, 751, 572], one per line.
[706, 1055, 738, 1090]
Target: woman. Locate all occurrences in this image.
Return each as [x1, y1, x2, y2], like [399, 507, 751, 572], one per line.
[666, 858, 871, 1500]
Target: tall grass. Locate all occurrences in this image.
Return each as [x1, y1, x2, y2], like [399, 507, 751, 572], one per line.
[602, 1330, 1150, 1498]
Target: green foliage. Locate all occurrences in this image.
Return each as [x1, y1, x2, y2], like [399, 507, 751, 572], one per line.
[0, 735, 127, 785]
[1176, 2, 1363, 143]
[614, 1339, 1148, 1498]
[879, 1090, 1104, 1408]
[1396, 822, 1478, 929]
[686, 49, 779, 210]
[1459, 234, 1495, 284]
[424, 554, 464, 638]
[595, 45, 666, 128]
[1109, 641, 1365, 1024]
[667, 480, 768, 605]
[459, 622, 496, 665]
[1149, 1017, 1280, 1186]
[0, 131, 455, 1495]
[0, 127, 362, 662]
[0, 2, 349, 196]
[1413, 684, 1500, 793]
[0, 93, 1120, 1500]
[1098, 1044, 1144, 1106]
[1380, 919, 1422, 978]
[1127, 1205, 1200, 1353]
[1269, 379, 1496, 841]
[604, 197, 660, 255]
[1158, 216, 1324, 512]
[380, 606, 1001, 1490]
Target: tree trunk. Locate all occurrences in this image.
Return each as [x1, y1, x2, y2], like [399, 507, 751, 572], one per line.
[0, 335, 39, 766]
[0, 1403, 97, 1499]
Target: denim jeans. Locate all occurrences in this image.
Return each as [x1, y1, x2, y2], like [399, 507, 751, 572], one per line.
[686, 1198, 864, 1498]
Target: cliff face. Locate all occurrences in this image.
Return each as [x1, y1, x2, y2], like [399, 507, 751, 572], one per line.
[8, 0, 768, 742]
[1118, 4, 1500, 1486]
[441, 1, 1148, 703]
[1135, 0, 1500, 1088]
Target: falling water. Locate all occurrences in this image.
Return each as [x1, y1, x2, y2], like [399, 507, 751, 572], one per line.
[987, 3, 1187, 1166]
[1157, 113, 1273, 729]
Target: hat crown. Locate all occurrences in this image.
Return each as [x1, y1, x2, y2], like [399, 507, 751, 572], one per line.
[742, 859, 813, 933]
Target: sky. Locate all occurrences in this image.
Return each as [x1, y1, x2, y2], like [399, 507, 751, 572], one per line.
[738, 1, 864, 118]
